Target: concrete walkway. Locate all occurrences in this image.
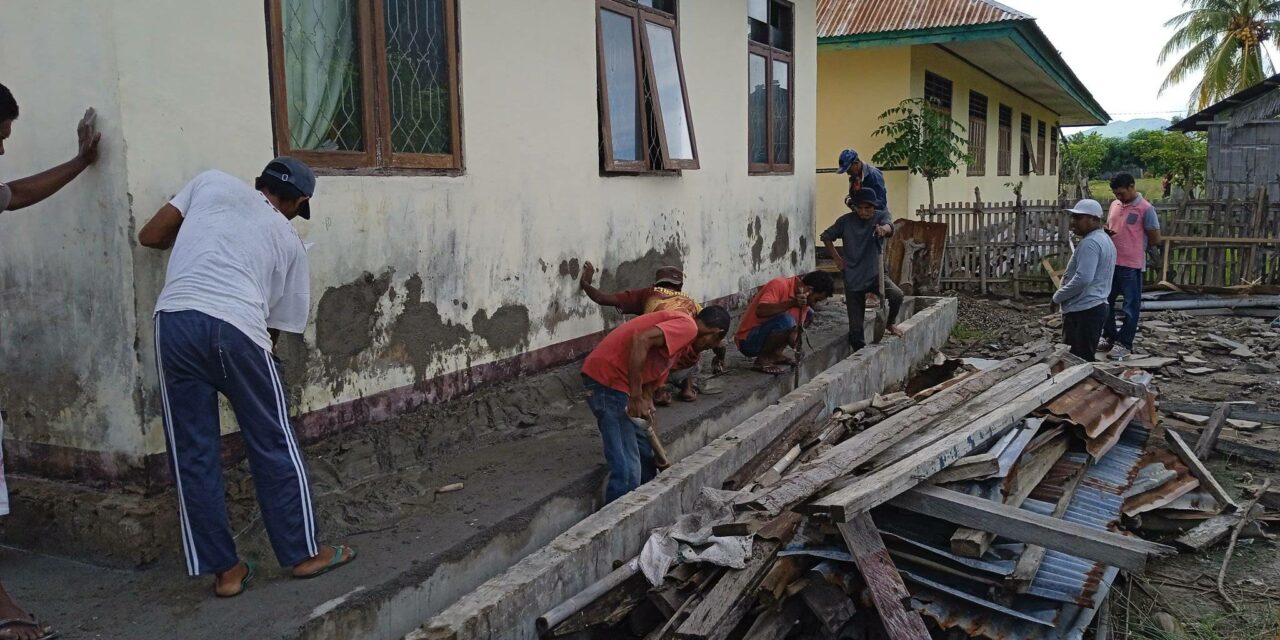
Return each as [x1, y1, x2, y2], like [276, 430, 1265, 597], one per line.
[3, 298, 898, 640]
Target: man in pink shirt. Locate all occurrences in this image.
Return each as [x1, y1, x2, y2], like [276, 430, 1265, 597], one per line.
[1100, 173, 1161, 360]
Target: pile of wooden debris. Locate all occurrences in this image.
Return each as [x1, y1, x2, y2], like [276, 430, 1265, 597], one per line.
[533, 344, 1240, 640]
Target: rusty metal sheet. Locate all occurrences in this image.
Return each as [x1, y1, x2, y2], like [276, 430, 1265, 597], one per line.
[1037, 378, 1141, 439]
[887, 219, 948, 295]
[817, 0, 1031, 39]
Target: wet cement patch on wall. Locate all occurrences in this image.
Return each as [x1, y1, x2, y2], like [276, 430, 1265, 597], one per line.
[769, 215, 790, 262]
[472, 305, 531, 353]
[0, 369, 84, 442]
[750, 216, 764, 270]
[275, 332, 310, 410]
[557, 258, 580, 279]
[315, 270, 393, 370]
[386, 274, 471, 381]
[600, 239, 684, 292]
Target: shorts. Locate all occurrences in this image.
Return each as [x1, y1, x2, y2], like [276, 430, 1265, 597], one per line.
[736, 313, 798, 358]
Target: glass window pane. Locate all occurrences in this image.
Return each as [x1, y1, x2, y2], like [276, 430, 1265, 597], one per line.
[644, 22, 694, 161]
[771, 59, 790, 164]
[384, 0, 453, 154]
[749, 53, 768, 164]
[282, 0, 365, 151]
[600, 9, 642, 162]
[748, 0, 768, 22]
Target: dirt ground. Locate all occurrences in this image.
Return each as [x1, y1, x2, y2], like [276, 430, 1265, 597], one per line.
[945, 295, 1280, 639]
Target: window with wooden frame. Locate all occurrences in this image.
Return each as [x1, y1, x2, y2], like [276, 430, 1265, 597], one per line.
[596, 0, 698, 173]
[748, 0, 794, 174]
[1019, 113, 1034, 176]
[997, 104, 1012, 176]
[923, 72, 953, 114]
[266, 0, 462, 171]
[967, 91, 988, 177]
[1050, 125, 1059, 176]
[1036, 121, 1047, 176]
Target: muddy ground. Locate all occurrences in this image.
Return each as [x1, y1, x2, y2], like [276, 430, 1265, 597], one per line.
[945, 295, 1280, 639]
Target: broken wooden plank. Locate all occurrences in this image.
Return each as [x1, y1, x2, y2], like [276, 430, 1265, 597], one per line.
[797, 579, 857, 636]
[1006, 458, 1088, 592]
[1194, 402, 1230, 460]
[837, 514, 932, 640]
[755, 556, 805, 609]
[722, 405, 826, 491]
[746, 352, 1051, 515]
[739, 607, 797, 640]
[1162, 401, 1280, 426]
[1175, 513, 1240, 551]
[809, 364, 1094, 521]
[1098, 356, 1177, 370]
[950, 433, 1069, 558]
[1042, 257, 1063, 289]
[1165, 430, 1240, 511]
[891, 485, 1175, 573]
[930, 420, 1036, 484]
[1168, 426, 1280, 467]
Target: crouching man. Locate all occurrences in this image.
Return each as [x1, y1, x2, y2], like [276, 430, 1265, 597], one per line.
[736, 272, 834, 374]
[581, 306, 731, 503]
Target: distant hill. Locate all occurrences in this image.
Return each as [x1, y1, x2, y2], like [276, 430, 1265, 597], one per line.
[1079, 118, 1173, 138]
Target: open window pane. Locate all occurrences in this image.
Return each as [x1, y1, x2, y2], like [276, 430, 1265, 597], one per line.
[600, 8, 643, 163]
[644, 21, 695, 162]
[282, 0, 365, 151]
[384, 0, 452, 155]
[771, 59, 790, 165]
[748, 53, 768, 164]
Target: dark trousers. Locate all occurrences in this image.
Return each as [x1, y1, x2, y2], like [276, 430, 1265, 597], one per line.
[582, 374, 656, 504]
[1063, 304, 1109, 362]
[844, 274, 904, 351]
[1103, 266, 1143, 349]
[155, 310, 319, 576]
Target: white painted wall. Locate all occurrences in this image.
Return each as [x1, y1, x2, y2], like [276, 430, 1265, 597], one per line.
[1, 0, 818, 463]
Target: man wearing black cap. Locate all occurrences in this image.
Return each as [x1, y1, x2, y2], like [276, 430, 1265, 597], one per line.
[138, 158, 354, 598]
[822, 188, 904, 351]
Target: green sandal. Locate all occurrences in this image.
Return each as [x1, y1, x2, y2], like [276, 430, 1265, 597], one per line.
[295, 545, 357, 579]
[214, 559, 256, 598]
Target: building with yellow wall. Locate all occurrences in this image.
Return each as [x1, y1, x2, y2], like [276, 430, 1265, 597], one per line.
[814, 0, 1108, 234]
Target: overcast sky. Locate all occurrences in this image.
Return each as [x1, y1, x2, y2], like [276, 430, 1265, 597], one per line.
[1011, 0, 1275, 126]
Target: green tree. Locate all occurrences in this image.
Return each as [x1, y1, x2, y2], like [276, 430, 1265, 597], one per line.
[870, 98, 970, 213]
[1159, 0, 1280, 110]
[1062, 132, 1108, 180]
[1128, 130, 1208, 193]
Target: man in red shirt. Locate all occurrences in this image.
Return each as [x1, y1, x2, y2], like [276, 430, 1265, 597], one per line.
[581, 306, 731, 503]
[735, 272, 835, 374]
[578, 261, 725, 402]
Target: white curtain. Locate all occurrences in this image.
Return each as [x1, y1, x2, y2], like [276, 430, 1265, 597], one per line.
[284, 0, 356, 150]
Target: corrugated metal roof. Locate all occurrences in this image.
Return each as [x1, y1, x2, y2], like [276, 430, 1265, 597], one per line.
[817, 0, 1032, 39]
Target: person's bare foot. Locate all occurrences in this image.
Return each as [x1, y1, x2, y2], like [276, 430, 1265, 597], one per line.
[214, 560, 252, 598]
[678, 380, 698, 402]
[751, 357, 787, 375]
[886, 325, 904, 337]
[654, 387, 673, 406]
[292, 544, 357, 579]
[865, 293, 880, 306]
[0, 585, 52, 640]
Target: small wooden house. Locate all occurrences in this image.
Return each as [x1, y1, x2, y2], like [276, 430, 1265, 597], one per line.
[1171, 73, 1280, 199]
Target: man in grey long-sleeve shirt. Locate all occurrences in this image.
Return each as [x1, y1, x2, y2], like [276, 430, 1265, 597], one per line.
[821, 188, 904, 351]
[1052, 199, 1116, 361]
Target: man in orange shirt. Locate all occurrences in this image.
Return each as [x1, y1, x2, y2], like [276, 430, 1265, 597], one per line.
[578, 261, 725, 402]
[736, 272, 834, 374]
[581, 306, 731, 503]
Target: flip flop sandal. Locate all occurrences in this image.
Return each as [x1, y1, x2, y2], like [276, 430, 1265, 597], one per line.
[296, 545, 357, 579]
[752, 363, 787, 375]
[215, 559, 256, 598]
[0, 615, 58, 640]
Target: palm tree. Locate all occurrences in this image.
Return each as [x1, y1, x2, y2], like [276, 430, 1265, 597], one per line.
[1159, 0, 1280, 110]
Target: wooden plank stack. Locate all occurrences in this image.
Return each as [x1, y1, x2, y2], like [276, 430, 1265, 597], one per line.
[536, 345, 1193, 639]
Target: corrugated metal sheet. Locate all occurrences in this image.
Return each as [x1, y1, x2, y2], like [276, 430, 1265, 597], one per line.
[817, 0, 1032, 39]
[1037, 378, 1141, 439]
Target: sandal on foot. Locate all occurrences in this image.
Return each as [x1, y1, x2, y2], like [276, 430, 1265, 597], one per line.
[0, 615, 58, 640]
[295, 545, 357, 579]
[752, 363, 787, 375]
[215, 559, 256, 598]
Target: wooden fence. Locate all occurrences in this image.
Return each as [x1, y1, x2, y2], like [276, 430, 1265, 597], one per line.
[917, 188, 1280, 295]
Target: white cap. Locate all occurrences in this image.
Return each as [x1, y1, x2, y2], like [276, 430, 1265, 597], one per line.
[1065, 199, 1103, 217]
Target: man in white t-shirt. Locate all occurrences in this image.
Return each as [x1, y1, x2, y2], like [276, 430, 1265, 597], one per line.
[138, 157, 353, 598]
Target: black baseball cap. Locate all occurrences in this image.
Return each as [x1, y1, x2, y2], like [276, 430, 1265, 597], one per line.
[260, 156, 316, 219]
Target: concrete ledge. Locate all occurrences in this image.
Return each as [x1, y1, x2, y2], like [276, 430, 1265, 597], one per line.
[411, 297, 957, 640]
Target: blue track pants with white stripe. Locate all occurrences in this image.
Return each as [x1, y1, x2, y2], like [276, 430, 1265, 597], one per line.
[155, 310, 319, 576]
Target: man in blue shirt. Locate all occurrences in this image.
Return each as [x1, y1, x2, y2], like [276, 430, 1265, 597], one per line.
[836, 149, 887, 212]
[821, 188, 904, 352]
[1052, 199, 1117, 362]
